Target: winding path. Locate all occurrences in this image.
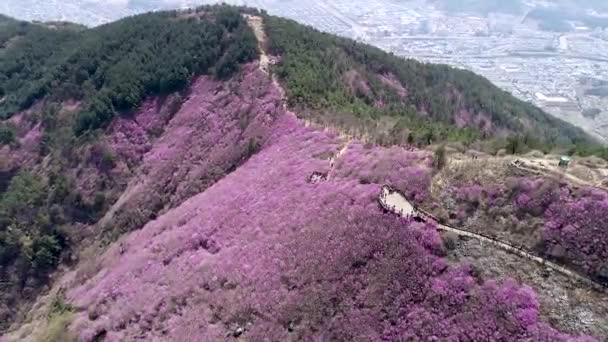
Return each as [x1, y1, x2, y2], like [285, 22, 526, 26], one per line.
[378, 185, 608, 293]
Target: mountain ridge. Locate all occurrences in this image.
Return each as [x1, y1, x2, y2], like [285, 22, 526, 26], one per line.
[0, 6, 607, 341]
[0, 7, 602, 150]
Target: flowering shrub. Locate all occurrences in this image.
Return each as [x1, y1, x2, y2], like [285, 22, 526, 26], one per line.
[383, 275, 586, 341]
[543, 197, 608, 281]
[103, 64, 286, 236]
[453, 177, 564, 218]
[508, 177, 565, 217]
[456, 184, 485, 205]
[448, 177, 608, 282]
[107, 94, 184, 169]
[333, 143, 432, 202]
[64, 115, 592, 341]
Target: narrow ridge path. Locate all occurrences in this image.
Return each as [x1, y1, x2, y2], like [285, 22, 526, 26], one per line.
[244, 14, 270, 74]
[245, 13, 355, 175]
[245, 14, 288, 110]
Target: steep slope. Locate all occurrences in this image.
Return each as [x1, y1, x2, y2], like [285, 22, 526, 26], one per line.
[17, 112, 595, 341]
[0, 6, 607, 341]
[0, 62, 282, 334]
[0, 6, 260, 332]
[0, 6, 257, 128]
[0, 14, 21, 47]
[99, 63, 283, 241]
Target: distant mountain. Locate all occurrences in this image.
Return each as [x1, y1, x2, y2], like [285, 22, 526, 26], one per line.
[0, 14, 16, 23]
[0, 6, 606, 341]
[558, 0, 608, 12]
[430, 0, 523, 15]
[526, 6, 608, 32]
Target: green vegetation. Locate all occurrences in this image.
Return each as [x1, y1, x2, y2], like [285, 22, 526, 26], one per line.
[433, 144, 447, 170]
[37, 312, 75, 342]
[0, 7, 259, 332]
[0, 6, 258, 135]
[36, 291, 75, 342]
[567, 142, 608, 160]
[0, 172, 67, 332]
[0, 123, 16, 145]
[0, 22, 79, 104]
[264, 15, 596, 153]
[48, 291, 74, 317]
[0, 168, 111, 331]
[0, 6, 602, 154]
[528, 8, 608, 32]
[0, 172, 63, 280]
[0, 14, 22, 47]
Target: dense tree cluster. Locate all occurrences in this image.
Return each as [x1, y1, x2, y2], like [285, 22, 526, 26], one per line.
[0, 21, 80, 111]
[0, 123, 16, 145]
[0, 6, 258, 135]
[0, 168, 108, 331]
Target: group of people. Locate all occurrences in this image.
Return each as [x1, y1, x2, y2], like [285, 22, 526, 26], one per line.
[379, 187, 418, 220]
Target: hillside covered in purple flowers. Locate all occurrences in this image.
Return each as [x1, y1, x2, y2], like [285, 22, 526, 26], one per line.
[0, 5, 607, 342]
